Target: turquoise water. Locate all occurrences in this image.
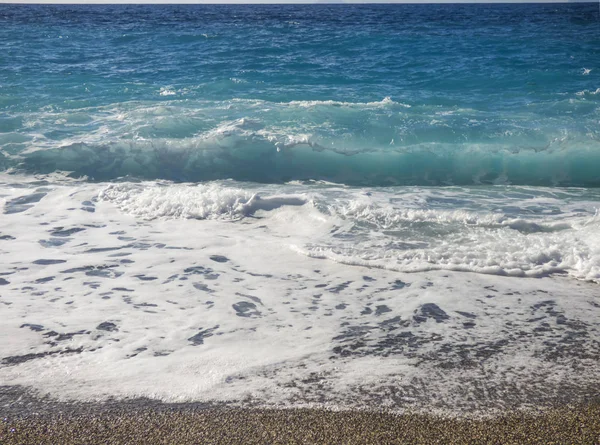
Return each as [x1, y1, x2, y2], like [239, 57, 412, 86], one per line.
[1, 3, 599, 185]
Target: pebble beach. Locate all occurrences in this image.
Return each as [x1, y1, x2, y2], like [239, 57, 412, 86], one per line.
[2, 404, 600, 444]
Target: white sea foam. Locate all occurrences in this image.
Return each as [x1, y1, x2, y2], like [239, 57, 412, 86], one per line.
[1, 175, 599, 414]
[287, 96, 410, 108]
[575, 87, 600, 96]
[98, 182, 308, 220]
[159, 87, 177, 96]
[97, 180, 600, 282]
[303, 191, 600, 282]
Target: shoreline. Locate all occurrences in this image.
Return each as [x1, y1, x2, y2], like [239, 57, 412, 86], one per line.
[2, 402, 600, 444]
[2, 386, 600, 444]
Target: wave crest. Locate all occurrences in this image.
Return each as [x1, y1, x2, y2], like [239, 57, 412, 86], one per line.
[5, 97, 600, 186]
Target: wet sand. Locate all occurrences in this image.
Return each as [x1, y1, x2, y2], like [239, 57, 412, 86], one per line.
[2, 399, 600, 444]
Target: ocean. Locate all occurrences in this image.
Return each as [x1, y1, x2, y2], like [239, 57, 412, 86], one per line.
[0, 3, 599, 413]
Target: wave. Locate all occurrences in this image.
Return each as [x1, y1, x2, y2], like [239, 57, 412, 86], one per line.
[14, 137, 600, 187]
[331, 202, 574, 234]
[4, 97, 600, 187]
[97, 180, 600, 282]
[286, 96, 410, 108]
[297, 209, 600, 283]
[575, 88, 600, 97]
[98, 182, 307, 220]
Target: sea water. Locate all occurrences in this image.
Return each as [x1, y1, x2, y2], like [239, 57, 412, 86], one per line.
[0, 3, 599, 413]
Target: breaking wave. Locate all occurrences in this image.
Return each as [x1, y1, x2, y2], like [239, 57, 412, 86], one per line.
[3, 97, 600, 187]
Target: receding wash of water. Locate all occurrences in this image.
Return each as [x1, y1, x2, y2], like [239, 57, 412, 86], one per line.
[0, 3, 599, 421]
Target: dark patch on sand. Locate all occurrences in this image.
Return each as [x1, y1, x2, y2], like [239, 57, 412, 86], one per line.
[232, 301, 261, 318]
[33, 259, 67, 265]
[4, 192, 46, 214]
[97, 322, 118, 332]
[391, 279, 410, 290]
[50, 227, 86, 237]
[193, 283, 214, 293]
[188, 326, 219, 345]
[134, 275, 158, 281]
[235, 293, 262, 305]
[39, 238, 69, 248]
[456, 311, 477, 319]
[328, 281, 352, 294]
[375, 305, 392, 316]
[1, 348, 83, 366]
[413, 303, 450, 324]
[85, 247, 123, 253]
[20, 323, 44, 332]
[184, 266, 219, 280]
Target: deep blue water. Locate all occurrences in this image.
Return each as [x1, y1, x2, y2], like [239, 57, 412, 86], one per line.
[1, 3, 599, 185]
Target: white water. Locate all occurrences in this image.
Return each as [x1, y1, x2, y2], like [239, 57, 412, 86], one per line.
[0, 174, 599, 413]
